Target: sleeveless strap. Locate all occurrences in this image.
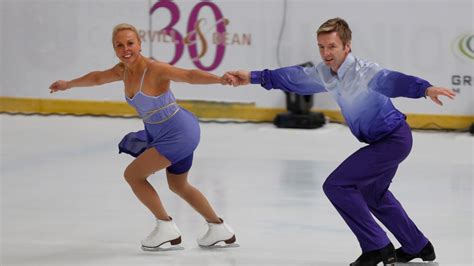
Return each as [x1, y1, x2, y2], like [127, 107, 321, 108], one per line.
[138, 68, 148, 92]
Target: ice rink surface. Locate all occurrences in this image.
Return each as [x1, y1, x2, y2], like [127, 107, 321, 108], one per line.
[1, 114, 472, 265]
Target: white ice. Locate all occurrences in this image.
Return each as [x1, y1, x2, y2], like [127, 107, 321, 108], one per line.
[1, 114, 472, 266]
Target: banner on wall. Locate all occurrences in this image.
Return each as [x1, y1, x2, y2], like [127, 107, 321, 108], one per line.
[1, 0, 473, 123]
[450, 32, 473, 96]
[138, 0, 252, 71]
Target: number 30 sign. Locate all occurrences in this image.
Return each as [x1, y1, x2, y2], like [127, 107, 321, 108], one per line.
[150, 0, 227, 71]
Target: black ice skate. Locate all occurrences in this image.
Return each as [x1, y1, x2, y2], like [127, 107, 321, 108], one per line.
[395, 241, 436, 263]
[350, 243, 396, 266]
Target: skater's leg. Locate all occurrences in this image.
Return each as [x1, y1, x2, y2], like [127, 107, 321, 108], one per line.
[166, 159, 235, 247]
[124, 147, 172, 220]
[323, 145, 391, 252]
[124, 147, 182, 248]
[359, 121, 430, 255]
[166, 170, 220, 223]
[360, 176, 429, 254]
[323, 122, 415, 252]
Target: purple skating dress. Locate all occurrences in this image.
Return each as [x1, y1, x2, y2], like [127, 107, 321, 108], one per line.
[118, 68, 200, 174]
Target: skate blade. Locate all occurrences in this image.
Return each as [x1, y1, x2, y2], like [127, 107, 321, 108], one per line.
[392, 262, 439, 266]
[141, 244, 185, 252]
[199, 243, 240, 249]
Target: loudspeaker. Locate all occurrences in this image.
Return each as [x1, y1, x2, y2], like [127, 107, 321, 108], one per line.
[273, 112, 325, 129]
[286, 92, 313, 114]
[273, 61, 325, 129]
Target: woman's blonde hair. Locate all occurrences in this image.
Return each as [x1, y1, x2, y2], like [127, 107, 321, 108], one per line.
[112, 23, 141, 46]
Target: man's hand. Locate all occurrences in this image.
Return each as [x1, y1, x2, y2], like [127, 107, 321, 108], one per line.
[225, 70, 251, 87]
[221, 73, 239, 86]
[426, 86, 456, 106]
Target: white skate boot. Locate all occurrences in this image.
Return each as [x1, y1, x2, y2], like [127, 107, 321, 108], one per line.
[141, 217, 182, 250]
[197, 218, 236, 247]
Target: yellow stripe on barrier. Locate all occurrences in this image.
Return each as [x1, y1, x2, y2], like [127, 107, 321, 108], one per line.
[1, 97, 472, 130]
[0, 96, 137, 117]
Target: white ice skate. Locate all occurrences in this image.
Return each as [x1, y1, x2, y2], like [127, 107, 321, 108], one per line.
[197, 218, 236, 247]
[141, 217, 182, 251]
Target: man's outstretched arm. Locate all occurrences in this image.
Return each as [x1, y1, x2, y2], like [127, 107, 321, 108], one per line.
[227, 66, 326, 95]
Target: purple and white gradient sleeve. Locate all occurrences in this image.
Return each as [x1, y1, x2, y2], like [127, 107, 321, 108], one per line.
[368, 69, 431, 98]
[250, 65, 326, 95]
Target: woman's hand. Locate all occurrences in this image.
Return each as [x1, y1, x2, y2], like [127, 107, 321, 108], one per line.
[221, 73, 239, 86]
[225, 70, 250, 86]
[49, 80, 70, 94]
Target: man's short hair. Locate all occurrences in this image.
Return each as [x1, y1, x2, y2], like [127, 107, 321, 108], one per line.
[317, 18, 352, 46]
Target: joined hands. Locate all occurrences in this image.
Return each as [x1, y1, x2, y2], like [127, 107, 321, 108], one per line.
[221, 71, 250, 87]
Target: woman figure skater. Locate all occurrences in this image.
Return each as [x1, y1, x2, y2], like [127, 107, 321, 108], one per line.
[49, 23, 236, 250]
